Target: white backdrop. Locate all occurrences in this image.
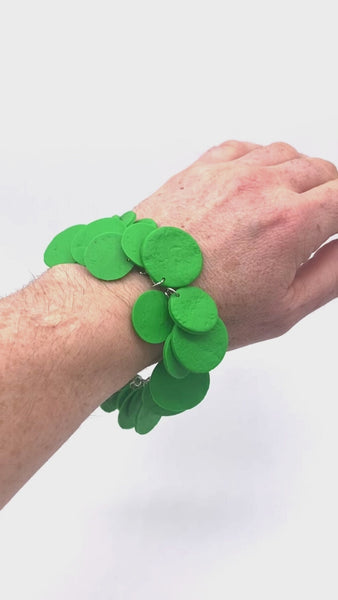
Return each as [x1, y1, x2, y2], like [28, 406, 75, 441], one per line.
[0, 1, 338, 598]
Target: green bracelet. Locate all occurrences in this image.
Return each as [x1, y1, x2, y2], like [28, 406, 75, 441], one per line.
[43, 210, 229, 435]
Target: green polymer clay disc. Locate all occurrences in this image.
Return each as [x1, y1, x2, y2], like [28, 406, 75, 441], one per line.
[120, 210, 137, 226]
[118, 388, 143, 429]
[141, 226, 203, 288]
[121, 221, 157, 266]
[134, 384, 162, 434]
[131, 290, 173, 343]
[116, 384, 135, 409]
[168, 286, 218, 334]
[44, 224, 86, 267]
[100, 390, 120, 413]
[171, 318, 229, 373]
[149, 360, 210, 412]
[138, 379, 183, 417]
[101, 377, 141, 413]
[84, 232, 134, 280]
[163, 332, 190, 379]
[135, 217, 158, 227]
[71, 216, 127, 265]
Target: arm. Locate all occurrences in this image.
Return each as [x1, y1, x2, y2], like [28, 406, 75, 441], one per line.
[1, 139, 338, 508]
[0, 265, 162, 509]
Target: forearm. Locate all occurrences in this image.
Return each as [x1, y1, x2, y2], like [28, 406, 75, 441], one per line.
[0, 264, 162, 509]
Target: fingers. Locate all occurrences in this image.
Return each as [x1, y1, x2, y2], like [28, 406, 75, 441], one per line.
[233, 143, 338, 267]
[235, 141, 300, 166]
[292, 178, 338, 264]
[197, 140, 338, 273]
[285, 238, 338, 332]
[197, 140, 262, 164]
[269, 156, 338, 193]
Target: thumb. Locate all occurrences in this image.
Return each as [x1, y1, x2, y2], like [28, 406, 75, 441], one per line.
[288, 238, 338, 327]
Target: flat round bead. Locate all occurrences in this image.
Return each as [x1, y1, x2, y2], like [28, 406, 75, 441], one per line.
[140, 378, 183, 417]
[101, 379, 138, 412]
[135, 217, 157, 227]
[121, 221, 157, 266]
[163, 333, 190, 379]
[44, 224, 86, 267]
[116, 384, 135, 409]
[118, 388, 143, 429]
[149, 360, 210, 412]
[100, 390, 120, 413]
[171, 318, 229, 373]
[131, 290, 173, 343]
[134, 384, 162, 434]
[120, 210, 137, 226]
[84, 232, 134, 280]
[141, 226, 203, 288]
[168, 286, 218, 334]
[71, 216, 127, 265]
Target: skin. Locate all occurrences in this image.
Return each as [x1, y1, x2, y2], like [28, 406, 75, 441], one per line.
[134, 140, 338, 349]
[0, 140, 337, 509]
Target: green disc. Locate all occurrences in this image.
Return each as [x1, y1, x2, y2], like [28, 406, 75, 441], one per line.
[100, 390, 120, 413]
[150, 360, 210, 412]
[135, 217, 158, 227]
[134, 384, 162, 434]
[84, 232, 134, 280]
[101, 379, 142, 413]
[121, 221, 158, 266]
[131, 290, 173, 343]
[141, 226, 203, 288]
[168, 286, 218, 334]
[116, 383, 135, 409]
[120, 210, 137, 226]
[44, 224, 86, 267]
[118, 388, 143, 429]
[71, 216, 127, 265]
[171, 318, 229, 373]
[163, 332, 190, 379]
[138, 379, 183, 417]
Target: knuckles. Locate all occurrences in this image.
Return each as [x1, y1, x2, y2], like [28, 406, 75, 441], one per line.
[218, 139, 249, 150]
[265, 141, 299, 156]
[309, 156, 338, 178]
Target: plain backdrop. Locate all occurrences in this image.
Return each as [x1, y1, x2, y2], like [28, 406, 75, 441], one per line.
[0, 1, 337, 599]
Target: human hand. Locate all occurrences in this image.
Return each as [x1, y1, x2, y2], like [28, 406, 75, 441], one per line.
[133, 140, 338, 350]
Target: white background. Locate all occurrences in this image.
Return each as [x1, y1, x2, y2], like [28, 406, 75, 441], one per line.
[0, 1, 338, 598]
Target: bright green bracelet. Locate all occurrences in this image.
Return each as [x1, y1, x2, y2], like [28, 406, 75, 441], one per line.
[43, 210, 229, 435]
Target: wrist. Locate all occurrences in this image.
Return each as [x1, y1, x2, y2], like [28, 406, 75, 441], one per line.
[41, 214, 229, 435]
[49, 262, 163, 371]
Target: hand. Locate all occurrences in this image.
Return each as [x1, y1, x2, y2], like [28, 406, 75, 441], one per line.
[133, 140, 338, 350]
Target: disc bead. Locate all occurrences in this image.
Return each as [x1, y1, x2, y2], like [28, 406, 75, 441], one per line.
[71, 216, 126, 265]
[163, 333, 190, 379]
[171, 318, 229, 373]
[84, 232, 134, 280]
[132, 290, 173, 343]
[141, 226, 203, 288]
[44, 224, 86, 267]
[149, 360, 210, 412]
[169, 286, 218, 334]
[121, 221, 157, 266]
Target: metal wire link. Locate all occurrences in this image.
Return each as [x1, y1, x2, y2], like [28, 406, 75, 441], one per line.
[164, 287, 180, 298]
[129, 374, 151, 389]
[137, 271, 180, 296]
[151, 277, 180, 298]
[129, 374, 144, 389]
[151, 277, 165, 287]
